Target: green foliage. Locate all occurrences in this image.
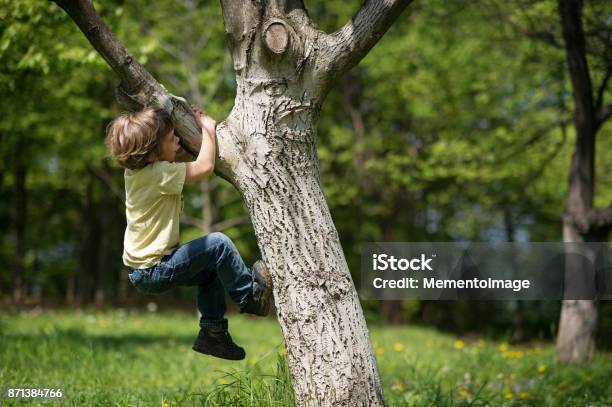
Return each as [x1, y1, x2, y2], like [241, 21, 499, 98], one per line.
[0, 0, 611, 341]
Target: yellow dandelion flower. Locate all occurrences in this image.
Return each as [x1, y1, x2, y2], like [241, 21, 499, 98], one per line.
[504, 391, 513, 399]
[391, 381, 404, 392]
[458, 388, 471, 398]
[498, 342, 509, 352]
[519, 391, 529, 400]
[454, 339, 465, 350]
[503, 350, 524, 359]
[393, 343, 405, 352]
[217, 378, 228, 385]
[538, 364, 547, 374]
[162, 402, 170, 407]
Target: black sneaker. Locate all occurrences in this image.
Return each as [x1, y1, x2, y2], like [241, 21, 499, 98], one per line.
[240, 260, 273, 317]
[192, 327, 245, 361]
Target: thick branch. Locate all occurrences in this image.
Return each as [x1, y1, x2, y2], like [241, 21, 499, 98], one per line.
[51, 0, 213, 167]
[314, 0, 413, 94]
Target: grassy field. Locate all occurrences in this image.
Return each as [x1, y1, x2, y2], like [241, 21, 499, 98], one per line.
[0, 309, 610, 406]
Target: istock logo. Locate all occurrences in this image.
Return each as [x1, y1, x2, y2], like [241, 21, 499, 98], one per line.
[372, 253, 435, 271]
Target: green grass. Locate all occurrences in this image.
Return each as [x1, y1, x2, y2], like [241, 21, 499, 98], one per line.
[0, 309, 610, 406]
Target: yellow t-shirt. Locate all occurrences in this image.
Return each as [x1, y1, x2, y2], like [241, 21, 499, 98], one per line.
[122, 161, 187, 269]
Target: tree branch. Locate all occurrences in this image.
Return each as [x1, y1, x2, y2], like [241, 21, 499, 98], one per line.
[569, 207, 612, 234]
[314, 0, 413, 94]
[594, 68, 611, 111]
[516, 1, 563, 49]
[503, 119, 567, 161]
[88, 164, 124, 202]
[211, 215, 250, 232]
[180, 214, 204, 230]
[180, 214, 249, 232]
[51, 0, 207, 164]
[341, 73, 372, 193]
[596, 103, 612, 128]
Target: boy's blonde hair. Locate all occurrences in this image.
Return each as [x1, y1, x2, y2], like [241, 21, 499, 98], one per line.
[105, 107, 173, 170]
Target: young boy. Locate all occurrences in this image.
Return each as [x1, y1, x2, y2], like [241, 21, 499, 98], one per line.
[105, 106, 272, 361]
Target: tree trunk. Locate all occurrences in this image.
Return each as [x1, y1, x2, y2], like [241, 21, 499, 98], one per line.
[95, 163, 113, 307]
[77, 174, 99, 306]
[66, 273, 76, 305]
[53, 0, 413, 403]
[11, 139, 27, 304]
[222, 71, 385, 404]
[555, 0, 604, 363]
[379, 191, 406, 325]
[556, 223, 598, 362]
[201, 179, 213, 234]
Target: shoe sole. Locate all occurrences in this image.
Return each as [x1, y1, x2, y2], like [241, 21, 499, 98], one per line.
[192, 345, 245, 361]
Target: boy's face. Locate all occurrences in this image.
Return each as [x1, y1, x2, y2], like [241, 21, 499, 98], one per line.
[155, 128, 180, 162]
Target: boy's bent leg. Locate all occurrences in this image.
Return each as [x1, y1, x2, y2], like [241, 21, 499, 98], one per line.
[196, 273, 226, 329]
[169, 232, 253, 309]
[191, 274, 245, 361]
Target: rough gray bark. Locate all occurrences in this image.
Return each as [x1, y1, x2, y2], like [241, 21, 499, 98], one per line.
[556, 0, 612, 364]
[53, 0, 413, 404]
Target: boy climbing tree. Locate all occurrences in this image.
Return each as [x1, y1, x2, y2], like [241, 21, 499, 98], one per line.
[106, 106, 272, 360]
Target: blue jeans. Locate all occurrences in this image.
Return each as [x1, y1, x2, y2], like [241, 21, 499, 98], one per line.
[127, 232, 253, 329]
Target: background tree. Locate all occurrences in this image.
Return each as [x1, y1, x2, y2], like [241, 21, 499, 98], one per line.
[478, 0, 612, 363]
[555, 0, 612, 363]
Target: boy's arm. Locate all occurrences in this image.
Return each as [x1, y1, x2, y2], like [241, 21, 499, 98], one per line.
[185, 107, 216, 184]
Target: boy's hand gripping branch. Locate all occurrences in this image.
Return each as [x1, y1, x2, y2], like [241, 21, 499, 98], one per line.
[185, 106, 217, 184]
